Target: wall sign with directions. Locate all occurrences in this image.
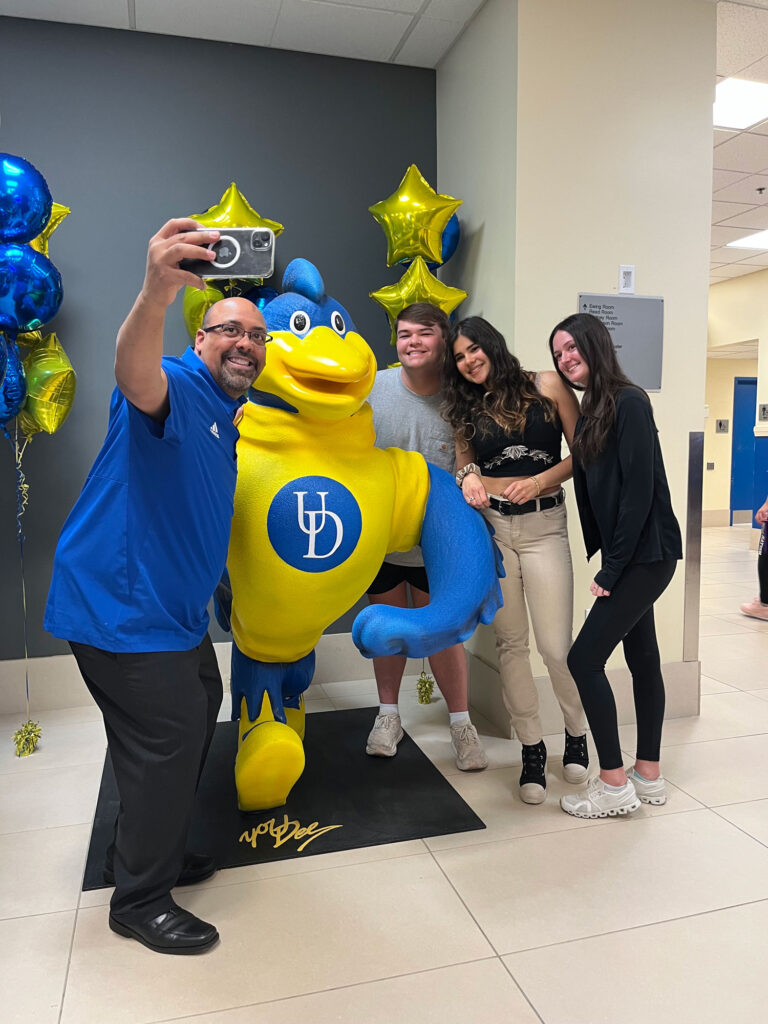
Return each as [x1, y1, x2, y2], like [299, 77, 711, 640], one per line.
[578, 293, 664, 391]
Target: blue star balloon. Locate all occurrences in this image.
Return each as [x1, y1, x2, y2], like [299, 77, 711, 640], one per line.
[0, 154, 53, 245]
[0, 243, 63, 332]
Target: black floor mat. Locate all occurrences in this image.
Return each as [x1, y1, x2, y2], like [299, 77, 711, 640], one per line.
[82, 707, 485, 890]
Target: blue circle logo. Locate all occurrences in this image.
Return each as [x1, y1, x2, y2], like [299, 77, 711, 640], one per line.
[267, 476, 362, 573]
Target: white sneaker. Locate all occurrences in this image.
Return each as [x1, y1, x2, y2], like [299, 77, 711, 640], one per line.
[560, 776, 641, 819]
[450, 722, 488, 771]
[365, 713, 403, 757]
[626, 766, 667, 805]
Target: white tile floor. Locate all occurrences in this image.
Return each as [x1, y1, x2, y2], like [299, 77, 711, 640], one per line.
[2, 525, 768, 1023]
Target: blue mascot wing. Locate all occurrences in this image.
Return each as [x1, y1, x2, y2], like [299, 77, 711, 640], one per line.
[351, 463, 504, 658]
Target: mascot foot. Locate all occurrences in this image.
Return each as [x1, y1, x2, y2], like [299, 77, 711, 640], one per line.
[235, 696, 306, 812]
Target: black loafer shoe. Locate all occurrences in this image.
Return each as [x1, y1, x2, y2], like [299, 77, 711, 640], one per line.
[103, 852, 217, 888]
[109, 907, 219, 954]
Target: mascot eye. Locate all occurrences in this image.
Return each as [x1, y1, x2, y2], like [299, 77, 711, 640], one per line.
[331, 311, 345, 335]
[290, 310, 311, 334]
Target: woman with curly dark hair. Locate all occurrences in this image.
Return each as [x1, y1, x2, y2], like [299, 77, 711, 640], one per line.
[443, 315, 587, 805]
[549, 312, 681, 820]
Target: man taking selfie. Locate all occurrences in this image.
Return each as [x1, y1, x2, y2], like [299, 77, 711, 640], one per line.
[45, 218, 267, 955]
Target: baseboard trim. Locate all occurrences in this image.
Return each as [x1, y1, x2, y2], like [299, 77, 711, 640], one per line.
[701, 509, 730, 527]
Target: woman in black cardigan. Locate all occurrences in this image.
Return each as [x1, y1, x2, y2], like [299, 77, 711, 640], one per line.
[549, 313, 682, 819]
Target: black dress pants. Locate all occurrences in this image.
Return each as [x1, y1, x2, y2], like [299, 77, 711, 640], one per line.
[566, 560, 677, 771]
[70, 634, 222, 922]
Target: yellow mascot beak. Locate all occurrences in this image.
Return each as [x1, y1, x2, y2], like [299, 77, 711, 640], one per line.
[258, 326, 377, 420]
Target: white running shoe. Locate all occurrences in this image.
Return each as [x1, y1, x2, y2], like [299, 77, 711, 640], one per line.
[560, 776, 641, 818]
[450, 722, 488, 771]
[626, 767, 667, 805]
[365, 713, 403, 757]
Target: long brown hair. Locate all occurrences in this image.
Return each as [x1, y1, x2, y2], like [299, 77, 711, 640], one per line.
[443, 316, 556, 449]
[548, 312, 645, 463]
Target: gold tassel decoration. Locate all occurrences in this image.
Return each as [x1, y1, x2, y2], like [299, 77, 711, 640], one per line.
[13, 720, 41, 757]
[416, 667, 435, 705]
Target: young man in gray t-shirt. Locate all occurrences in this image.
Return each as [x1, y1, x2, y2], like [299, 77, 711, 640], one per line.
[364, 302, 487, 771]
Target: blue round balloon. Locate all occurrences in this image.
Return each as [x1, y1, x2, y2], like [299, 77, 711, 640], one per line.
[0, 243, 63, 332]
[0, 154, 53, 245]
[243, 284, 280, 313]
[441, 214, 460, 264]
[0, 341, 26, 425]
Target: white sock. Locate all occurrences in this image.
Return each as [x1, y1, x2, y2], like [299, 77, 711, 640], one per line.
[449, 711, 471, 726]
[604, 780, 630, 792]
[379, 704, 398, 716]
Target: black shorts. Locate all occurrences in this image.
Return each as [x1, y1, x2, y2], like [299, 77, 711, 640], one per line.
[367, 560, 429, 595]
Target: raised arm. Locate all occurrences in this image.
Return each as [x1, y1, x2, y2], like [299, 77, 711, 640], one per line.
[115, 218, 219, 419]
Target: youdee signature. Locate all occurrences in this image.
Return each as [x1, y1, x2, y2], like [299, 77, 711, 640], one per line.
[239, 814, 343, 854]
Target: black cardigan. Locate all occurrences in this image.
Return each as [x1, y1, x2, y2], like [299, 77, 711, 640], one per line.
[572, 387, 682, 591]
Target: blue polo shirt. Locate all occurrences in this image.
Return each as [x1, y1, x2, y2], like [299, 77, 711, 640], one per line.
[45, 348, 245, 652]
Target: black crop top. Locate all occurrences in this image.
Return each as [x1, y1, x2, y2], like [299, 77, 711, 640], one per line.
[472, 399, 562, 478]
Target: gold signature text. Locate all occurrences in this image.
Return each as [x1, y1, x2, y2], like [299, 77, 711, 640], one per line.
[239, 815, 343, 853]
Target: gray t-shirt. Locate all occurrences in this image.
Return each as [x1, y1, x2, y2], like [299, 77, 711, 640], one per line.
[369, 368, 455, 567]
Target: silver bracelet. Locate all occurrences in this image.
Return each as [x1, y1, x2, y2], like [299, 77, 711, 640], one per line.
[455, 462, 481, 487]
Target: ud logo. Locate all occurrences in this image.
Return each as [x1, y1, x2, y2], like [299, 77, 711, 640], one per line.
[267, 476, 362, 572]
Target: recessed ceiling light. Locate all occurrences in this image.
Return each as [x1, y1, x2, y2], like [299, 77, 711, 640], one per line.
[726, 229, 768, 249]
[713, 78, 768, 130]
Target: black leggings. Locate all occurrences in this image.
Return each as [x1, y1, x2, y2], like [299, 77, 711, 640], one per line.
[567, 560, 677, 771]
[759, 525, 768, 604]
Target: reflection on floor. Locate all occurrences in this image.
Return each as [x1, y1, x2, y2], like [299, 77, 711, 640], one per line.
[2, 526, 768, 1024]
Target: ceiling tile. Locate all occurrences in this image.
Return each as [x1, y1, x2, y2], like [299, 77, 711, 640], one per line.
[397, 16, 463, 67]
[425, 0, 485, 17]
[736, 53, 768, 84]
[712, 131, 768, 172]
[717, 1, 768, 76]
[322, 0, 421, 9]
[713, 172, 768, 202]
[0, 0, 128, 27]
[713, 168, 751, 191]
[740, 251, 768, 265]
[714, 128, 739, 146]
[710, 263, 764, 280]
[749, 117, 768, 135]
[135, 0, 280, 45]
[712, 200, 755, 222]
[711, 223, 761, 247]
[271, 0, 413, 62]
[710, 244, 764, 263]
[719, 205, 768, 229]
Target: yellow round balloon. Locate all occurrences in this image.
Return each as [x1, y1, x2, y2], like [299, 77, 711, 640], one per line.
[19, 333, 76, 436]
[191, 183, 284, 236]
[182, 281, 225, 340]
[369, 164, 462, 267]
[369, 257, 468, 344]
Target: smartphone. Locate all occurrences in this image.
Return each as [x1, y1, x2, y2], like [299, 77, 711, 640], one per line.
[180, 227, 275, 279]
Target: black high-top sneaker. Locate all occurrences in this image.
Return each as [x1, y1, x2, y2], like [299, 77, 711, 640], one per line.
[519, 740, 547, 804]
[562, 730, 589, 784]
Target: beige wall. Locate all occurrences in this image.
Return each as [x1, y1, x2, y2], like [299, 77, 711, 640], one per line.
[709, 270, 768, 446]
[703, 358, 758, 514]
[438, 0, 715, 673]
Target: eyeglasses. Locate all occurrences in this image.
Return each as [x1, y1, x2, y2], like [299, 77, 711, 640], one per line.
[202, 322, 272, 345]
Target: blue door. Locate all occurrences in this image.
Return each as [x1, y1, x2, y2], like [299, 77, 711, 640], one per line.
[730, 376, 757, 524]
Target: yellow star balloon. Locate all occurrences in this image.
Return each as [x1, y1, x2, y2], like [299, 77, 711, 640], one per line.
[29, 202, 71, 258]
[182, 281, 225, 340]
[191, 183, 283, 236]
[17, 332, 76, 437]
[370, 258, 467, 345]
[369, 164, 462, 267]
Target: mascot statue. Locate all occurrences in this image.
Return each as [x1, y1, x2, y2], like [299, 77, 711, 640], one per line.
[221, 259, 502, 811]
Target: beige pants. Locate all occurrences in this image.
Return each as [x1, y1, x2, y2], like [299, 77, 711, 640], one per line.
[483, 501, 587, 745]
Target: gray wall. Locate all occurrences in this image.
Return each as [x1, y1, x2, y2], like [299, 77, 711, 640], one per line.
[0, 17, 436, 659]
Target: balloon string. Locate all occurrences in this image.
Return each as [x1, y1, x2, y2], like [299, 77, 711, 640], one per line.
[4, 423, 31, 718]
